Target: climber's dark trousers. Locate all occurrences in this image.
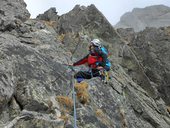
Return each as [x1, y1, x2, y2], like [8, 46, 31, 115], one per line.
[74, 69, 100, 82]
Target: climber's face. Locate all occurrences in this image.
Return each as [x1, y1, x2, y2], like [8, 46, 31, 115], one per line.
[89, 44, 95, 53]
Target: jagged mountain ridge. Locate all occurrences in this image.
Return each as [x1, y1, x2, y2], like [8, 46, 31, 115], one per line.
[115, 5, 170, 32]
[0, 0, 170, 128]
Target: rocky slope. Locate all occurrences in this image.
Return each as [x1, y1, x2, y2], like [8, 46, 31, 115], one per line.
[117, 27, 170, 105]
[115, 5, 170, 32]
[0, 0, 170, 128]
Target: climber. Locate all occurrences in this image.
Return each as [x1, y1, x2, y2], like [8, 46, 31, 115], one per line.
[71, 39, 111, 83]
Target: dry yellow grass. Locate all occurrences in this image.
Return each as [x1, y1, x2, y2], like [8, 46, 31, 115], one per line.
[58, 34, 65, 43]
[119, 108, 128, 128]
[56, 96, 73, 112]
[59, 114, 69, 123]
[167, 106, 170, 113]
[74, 82, 90, 105]
[165, 27, 170, 36]
[95, 109, 114, 128]
[96, 109, 105, 117]
[74, 81, 88, 90]
[44, 20, 57, 27]
[47, 99, 53, 111]
[76, 90, 90, 105]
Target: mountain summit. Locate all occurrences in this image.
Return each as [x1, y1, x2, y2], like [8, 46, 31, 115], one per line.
[115, 5, 170, 32]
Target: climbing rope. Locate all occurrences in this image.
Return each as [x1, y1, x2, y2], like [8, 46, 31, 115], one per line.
[65, 65, 78, 128]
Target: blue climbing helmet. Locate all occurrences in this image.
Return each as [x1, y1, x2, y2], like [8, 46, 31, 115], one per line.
[91, 39, 111, 71]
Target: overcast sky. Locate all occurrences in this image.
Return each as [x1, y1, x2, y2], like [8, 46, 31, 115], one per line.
[24, 0, 170, 25]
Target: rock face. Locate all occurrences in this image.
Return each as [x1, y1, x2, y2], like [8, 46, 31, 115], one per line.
[115, 5, 170, 32]
[0, 1, 170, 128]
[118, 27, 170, 105]
[0, 0, 30, 31]
[37, 7, 59, 21]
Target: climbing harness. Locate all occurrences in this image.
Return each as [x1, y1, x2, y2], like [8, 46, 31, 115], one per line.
[75, 66, 111, 84]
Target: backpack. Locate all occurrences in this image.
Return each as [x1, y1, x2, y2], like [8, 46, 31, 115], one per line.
[101, 46, 109, 56]
[100, 46, 111, 71]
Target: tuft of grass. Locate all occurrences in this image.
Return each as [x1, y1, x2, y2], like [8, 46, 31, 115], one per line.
[96, 109, 104, 117]
[59, 114, 69, 123]
[119, 107, 128, 128]
[165, 26, 170, 36]
[74, 81, 88, 90]
[74, 82, 90, 105]
[95, 109, 114, 128]
[47, 99, 53, 113]
[56, 96, 73, 113]
[76, 91, 89, 105]
[44, 20, 57, 27]
[58, 34, 65, 43]
[167, 106, 170, 114]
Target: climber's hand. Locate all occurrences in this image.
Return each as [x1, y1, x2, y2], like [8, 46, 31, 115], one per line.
[68, 63, 73, 66]
[63, 63, 73, 67]
[96, 66, 104, 70]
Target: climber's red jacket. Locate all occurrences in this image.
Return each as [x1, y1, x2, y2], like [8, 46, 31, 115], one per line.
[73, 51, 107, 69]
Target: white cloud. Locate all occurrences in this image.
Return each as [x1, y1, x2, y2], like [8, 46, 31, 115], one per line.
[24, 0, 170, 25]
